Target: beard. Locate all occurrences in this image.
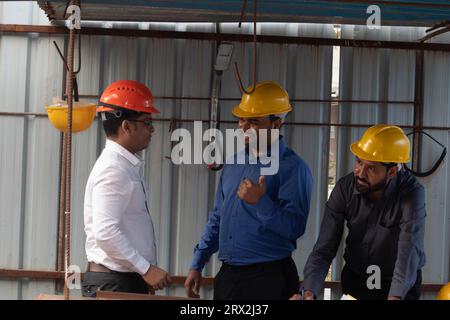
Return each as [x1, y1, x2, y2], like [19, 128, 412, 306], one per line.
[355, 176, 388, 194]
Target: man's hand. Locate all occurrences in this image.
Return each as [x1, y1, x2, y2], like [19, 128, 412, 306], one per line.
[289, 290, 315, 300]
[142, 265, 171, 292]
[237, 176, 266, 204]
[290, 290, 315, 300]
[303, 290, 315, 300]
[184, 269, 202, 298]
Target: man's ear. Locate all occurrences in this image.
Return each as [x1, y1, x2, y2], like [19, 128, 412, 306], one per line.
[121, 120, 132, 134]
[272, 118, 282, 130]
[387, 165, 399, 179]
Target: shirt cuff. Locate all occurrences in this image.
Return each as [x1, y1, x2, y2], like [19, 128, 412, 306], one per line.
[190, 251, 207, 272]
[250, 194, 277, 218]
[301, 278, 322, 299]
[132, 256, 151, 275]
[388, 281, 407, 299]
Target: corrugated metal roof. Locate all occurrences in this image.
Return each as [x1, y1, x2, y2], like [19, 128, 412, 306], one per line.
[37, 0, 450, 27]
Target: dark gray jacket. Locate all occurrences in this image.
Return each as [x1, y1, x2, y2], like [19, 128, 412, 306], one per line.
[302, 169, 426, 298]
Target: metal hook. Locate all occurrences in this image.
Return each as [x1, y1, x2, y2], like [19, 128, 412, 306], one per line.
[61, 0, 82, 73]
[53, 29, 81, 74]
[238, 0, 248, 28]
[234, 0, 257, 95]
[53, 40, 69, 71]
[62, 0, 71, 20]
[169, 117, 177, 133]
[419, 20, 450, 43]
[426, 20, 450, 33]
[53, 29, 81, 101]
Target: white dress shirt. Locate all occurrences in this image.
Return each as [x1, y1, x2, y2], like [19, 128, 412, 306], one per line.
[84, 139, 156, 275]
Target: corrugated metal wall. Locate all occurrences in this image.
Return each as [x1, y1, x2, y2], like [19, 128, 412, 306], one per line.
[0, 2, 448, 300]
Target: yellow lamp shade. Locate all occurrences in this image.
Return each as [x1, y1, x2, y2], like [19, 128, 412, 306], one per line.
[46, 101, 96, 133]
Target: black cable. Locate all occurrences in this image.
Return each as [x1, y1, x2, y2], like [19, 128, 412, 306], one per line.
[404, 130, 447, 177]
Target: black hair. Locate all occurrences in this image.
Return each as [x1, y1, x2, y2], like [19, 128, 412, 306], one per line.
[269, 115, 283, 130]
[269, 115, 281, 122]
[382, 162, 398, 170]
[355, 156, 397, 171]
[102, 109, 142, 137]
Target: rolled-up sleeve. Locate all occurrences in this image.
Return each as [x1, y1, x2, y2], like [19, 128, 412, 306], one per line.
[388, 185, 426, 299]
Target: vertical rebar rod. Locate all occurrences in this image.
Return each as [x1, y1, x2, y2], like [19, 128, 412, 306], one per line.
[57, 133, 66, 273]
[63, 1, 76, 300]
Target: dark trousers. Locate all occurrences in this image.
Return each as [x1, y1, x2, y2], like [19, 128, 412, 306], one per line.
[213, 256, 299, 300]
[341, 266, 422, 300]
[81, 271, 149, 298]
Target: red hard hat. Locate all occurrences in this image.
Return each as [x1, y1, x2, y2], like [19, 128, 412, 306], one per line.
[97, 80, 160, 114]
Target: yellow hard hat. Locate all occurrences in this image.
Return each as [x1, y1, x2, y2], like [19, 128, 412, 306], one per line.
[436, 282, 450, 300]
[350, 124, 411, 163]
[46, 101, 96, 133]
[232, 81, 292, 118]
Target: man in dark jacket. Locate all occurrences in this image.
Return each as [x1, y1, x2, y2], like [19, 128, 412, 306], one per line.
[293, 124, 426, 300]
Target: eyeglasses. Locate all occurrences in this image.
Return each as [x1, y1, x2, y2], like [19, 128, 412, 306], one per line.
[128, 119, 153, 127]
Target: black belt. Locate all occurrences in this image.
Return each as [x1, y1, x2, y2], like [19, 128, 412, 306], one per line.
[88, 262, 114, 273]
[222, 256, 292, 270]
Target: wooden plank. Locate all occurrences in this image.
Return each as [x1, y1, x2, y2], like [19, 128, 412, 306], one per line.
[1, 268, 444, 292]
[35, 291, 197, 300]
[96, 291, 198, 300]
[0, 268, 65, 280]
[171, 275, 214, 286]
[35, 293, 94, 300]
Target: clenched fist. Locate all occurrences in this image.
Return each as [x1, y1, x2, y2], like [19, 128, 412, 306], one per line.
[237, 176, 266, 204]
[142, 265, 172, 292]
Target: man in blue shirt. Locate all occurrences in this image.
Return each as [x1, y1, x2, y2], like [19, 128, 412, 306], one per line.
[184, 81, 313, 300]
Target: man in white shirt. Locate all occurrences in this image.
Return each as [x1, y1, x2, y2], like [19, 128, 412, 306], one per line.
[82, 80, 171, 297]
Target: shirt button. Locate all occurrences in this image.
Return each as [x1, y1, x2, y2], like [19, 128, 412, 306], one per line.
[229, 236, 232, 239]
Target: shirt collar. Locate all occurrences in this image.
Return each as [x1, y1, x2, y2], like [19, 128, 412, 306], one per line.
[383, 170, 400, 198]
[105, 139, 143, 167]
